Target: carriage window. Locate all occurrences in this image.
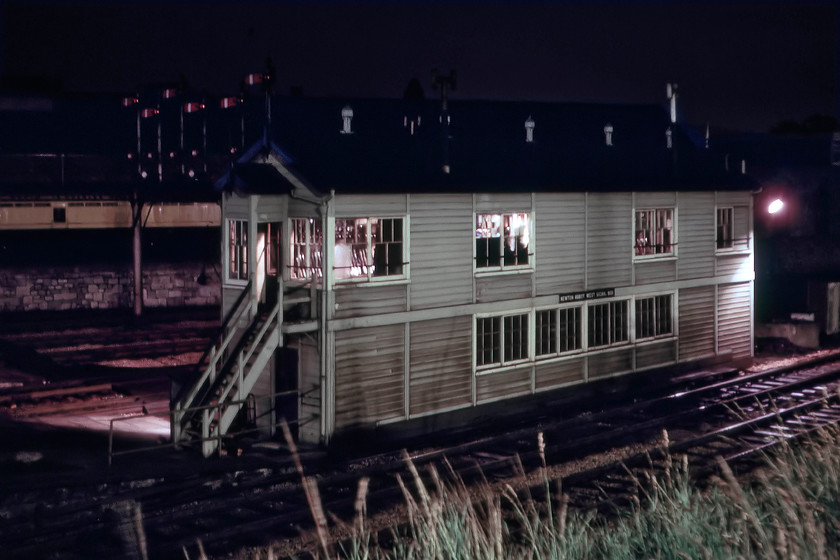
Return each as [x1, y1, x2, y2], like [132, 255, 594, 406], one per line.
[334, 217, 404, 281]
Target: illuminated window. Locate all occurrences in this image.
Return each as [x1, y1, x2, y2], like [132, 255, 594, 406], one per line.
[588, 300, 629, 348]
[716, 207, 734, 250]
[227, 219, 248, 281]
[290, 218, 322, 280]
[536, 306, 582, 357]
[634, 208, 675, 257]
[476, 313, 529, 369]
[475, 213, 530, 270]
[635, 294, 673, 339]
[334, 217, 404, 281]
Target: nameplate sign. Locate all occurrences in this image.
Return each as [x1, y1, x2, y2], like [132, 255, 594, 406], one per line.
[558, 288, 615, 303]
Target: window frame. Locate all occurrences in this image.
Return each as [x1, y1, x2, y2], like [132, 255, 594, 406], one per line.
[333, 216, 408, 284]
[634, 293, 674, 341]
[587, 298, 631, 349]
[226, 218, 249, 284]
[289, 217, 323, 282]
[474, 212, 533, 274]
[475, 310, 531, 373]
[633, 207, 676, 260]
[715, 206, 734, 252]
[534, 304, 584, 360]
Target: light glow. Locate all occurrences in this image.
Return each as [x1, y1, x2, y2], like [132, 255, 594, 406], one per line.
[768, 199, 784, 214]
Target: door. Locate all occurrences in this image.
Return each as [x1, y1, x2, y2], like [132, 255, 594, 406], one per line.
[257, 222, 282, 306]
[275, 347, 299, 439]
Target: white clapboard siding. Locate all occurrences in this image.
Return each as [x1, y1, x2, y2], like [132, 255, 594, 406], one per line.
[334, 324, 405, 428]
[678, 286, 716, 360]
[255, 195, 288, 221]
[334, 284, 408, 319]
[288, 197, 319, 217]
[716, 190, 751, 207]
[635, 260, 677, 285]
[678, 192, 715, 280]
[535, 357, 586, 391]
[409, 316, 473, 416]
[476, 274, 533, 303]
[635, 340, 677, 370]
[587, 193, 632, 289]
[535, 193, 586, 295]
[733, 205, 751, 251]
[333, 193, 408, 217]
[223, 192, 250, 218]
[474, 193, 532, 213]
[588, 348, 633, 380]
[716, 253, 751, 277]
[476, 366, 532, 404]
[409, 194, 474, 309]
[635, 191, 676, 208]
[296, 339, 321, 444]
[718, 282, 752, 360]
[222, 286, 246, 318]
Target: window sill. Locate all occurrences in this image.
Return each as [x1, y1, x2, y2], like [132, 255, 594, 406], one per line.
[715, 249, 751, 257]
[474, 267, 534, 278]
[334, 278, 410, 289]
[475, 360, 532, 376]
[224, 279, 249, 288]
[633, 255, 677, 263]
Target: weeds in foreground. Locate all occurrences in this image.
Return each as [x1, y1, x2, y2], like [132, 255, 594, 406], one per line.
[217, 424, 840, 560]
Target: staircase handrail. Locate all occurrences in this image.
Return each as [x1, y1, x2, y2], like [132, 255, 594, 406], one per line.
[178, 279, 252, 412]
[216, 299, 282, 407]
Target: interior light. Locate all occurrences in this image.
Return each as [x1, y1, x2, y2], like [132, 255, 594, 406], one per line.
[768, 199, 784, 214]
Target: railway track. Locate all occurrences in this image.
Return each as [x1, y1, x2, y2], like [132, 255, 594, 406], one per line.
[3, 353, 840, 559]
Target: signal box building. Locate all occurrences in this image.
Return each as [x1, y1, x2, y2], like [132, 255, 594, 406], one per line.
[172, 97, 755, 455]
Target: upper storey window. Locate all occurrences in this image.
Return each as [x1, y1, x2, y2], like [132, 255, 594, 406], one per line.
[227, 219, 248, 282]
[290, 218, 323, 280]
[634, 208, 675, 258]
[475, 213, 531, 270]
[716, 207, 734, 250]
[334, 217, 405, 281]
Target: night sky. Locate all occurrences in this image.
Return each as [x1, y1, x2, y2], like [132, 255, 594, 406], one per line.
[1, 1, 837, 133]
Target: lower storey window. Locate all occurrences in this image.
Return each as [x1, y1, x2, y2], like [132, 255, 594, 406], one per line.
[588, 300, 629, 348]
[636, 294, 672, 339]
[536, 307, 582, 356]
[476, 313, 529, 368]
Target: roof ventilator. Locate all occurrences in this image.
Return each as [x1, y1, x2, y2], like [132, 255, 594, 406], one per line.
[341, 105, 354, 134]
[403, 115, 421, 135]
[604, 123, 614, 146]
[525, 115, 535, 143]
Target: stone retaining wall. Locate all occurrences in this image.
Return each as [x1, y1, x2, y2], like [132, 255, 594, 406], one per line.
[0, 262, 221, 312]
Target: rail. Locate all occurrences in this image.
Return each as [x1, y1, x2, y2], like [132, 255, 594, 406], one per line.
[109, 389, 306, 466]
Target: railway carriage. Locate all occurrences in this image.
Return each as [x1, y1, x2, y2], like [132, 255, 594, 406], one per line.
[172, 96, 755, 453]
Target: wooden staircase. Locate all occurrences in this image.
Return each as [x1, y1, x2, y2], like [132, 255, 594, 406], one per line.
[172, 280, 283, 457]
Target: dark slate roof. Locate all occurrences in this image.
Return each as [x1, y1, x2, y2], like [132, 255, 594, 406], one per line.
[223, 96, 752, 195]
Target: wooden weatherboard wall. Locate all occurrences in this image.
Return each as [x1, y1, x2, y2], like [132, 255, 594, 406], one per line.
[315, 189, 754, 434]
